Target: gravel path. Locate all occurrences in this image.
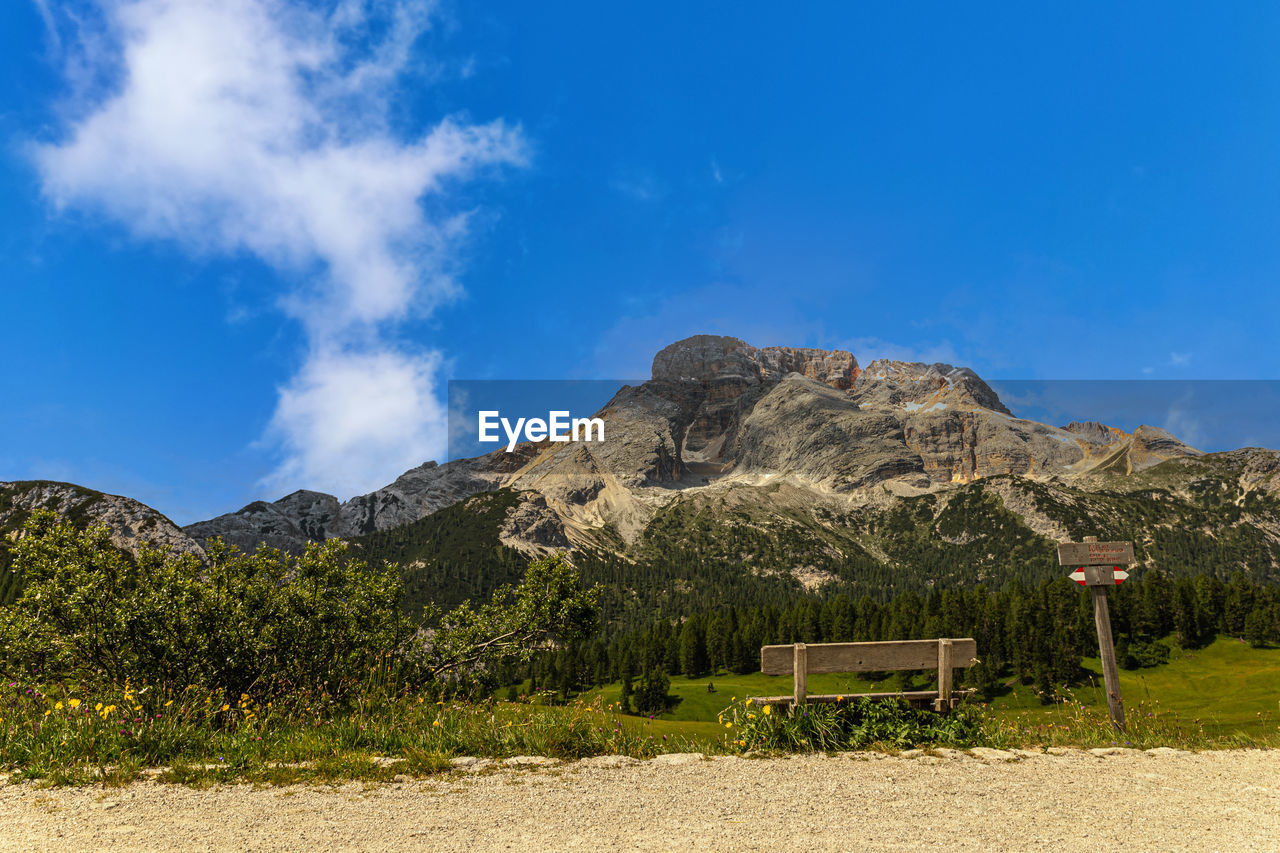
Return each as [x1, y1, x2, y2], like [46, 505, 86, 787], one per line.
[3, 748, 1280, 852]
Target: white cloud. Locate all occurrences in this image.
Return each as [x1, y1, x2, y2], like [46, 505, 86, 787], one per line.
[264, 346, 447, 497]
[32, 0, 525, 498]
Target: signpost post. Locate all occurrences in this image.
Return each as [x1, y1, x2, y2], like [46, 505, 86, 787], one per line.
[1058, 536, 1133, 732]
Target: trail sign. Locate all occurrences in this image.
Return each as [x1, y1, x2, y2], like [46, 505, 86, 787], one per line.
[1057, 541, 1134, 567]
[1060, 536, 1131, 732]
[1067, 566, 1129, 586]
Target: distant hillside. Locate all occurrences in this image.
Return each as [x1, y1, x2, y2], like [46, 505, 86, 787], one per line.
[346, 454, 1280, 635]
[350, 489, 529, 617]
[0, 480, 204, 605]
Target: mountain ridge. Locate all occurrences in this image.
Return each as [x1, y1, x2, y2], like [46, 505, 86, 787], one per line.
[183, 334, 1220, 556]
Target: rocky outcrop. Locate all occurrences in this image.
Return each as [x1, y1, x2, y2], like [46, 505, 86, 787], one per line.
[498, 492, 571, 554]
[734, 377, 923, 490]
[853, 360, 1010, 415]
[1081, 425, 1204, 478]
[1062, 421, 1130, 445]
[1, 480, 204, 559]
[184, 489, 340, 554]
[650, 335, 860, 389]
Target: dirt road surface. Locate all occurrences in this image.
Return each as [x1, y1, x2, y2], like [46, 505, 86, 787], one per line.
[3, 748, 1279, 851]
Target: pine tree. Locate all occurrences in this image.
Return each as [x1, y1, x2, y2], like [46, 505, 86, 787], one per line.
[634, 667, 670, 714]
[619, 669, 633, 714]
[679, 619, 709, 678]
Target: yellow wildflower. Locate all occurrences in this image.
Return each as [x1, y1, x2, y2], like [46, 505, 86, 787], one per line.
[95, 703, 103, 711]
[164, 700, 173, 707]
[432, 719, 442, 727]
[763, 705, 773, 716]
[55, 702, 63, 710]
[221, 704, 230, 712]
[68, 699, 81, 709]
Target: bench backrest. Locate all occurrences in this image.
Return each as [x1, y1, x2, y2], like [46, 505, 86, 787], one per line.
[760, 638, 978, 675]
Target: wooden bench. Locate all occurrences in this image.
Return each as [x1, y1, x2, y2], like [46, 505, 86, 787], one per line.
[749, 638, 979, 712]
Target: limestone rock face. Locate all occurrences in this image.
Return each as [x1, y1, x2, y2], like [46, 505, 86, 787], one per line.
[734, 377, 923, 490]
[650, 335, 860, 389]
[646, 336, 862, 480]
[1, 480, 204, 559]
[498, 492, 571, 553]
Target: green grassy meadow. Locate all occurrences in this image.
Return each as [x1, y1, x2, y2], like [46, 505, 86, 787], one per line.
[585, 636, 1280, 745]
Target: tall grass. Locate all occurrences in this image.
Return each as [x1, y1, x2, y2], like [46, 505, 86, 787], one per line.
[979, 689, 1280, 751]
[0, 677, 695, 785]
[6, 677, 1277, 786]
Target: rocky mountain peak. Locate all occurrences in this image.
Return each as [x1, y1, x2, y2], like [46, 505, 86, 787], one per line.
[852, 360, 1011, 415]
[179, 333, 1218, 556]
[1062, 421, 1130, 444]
[651, 335, 860, 390]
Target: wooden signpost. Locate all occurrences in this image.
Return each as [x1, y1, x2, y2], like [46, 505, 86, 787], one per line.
[1058, 536, 1133, 732]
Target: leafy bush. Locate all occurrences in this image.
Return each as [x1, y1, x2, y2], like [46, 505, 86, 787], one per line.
[0, 511, 407, 700]
[1117, 638, 1171, 670]
[722, 697, 984, 751]
[0, 512, 599, 703]
[404, 552, 599, 698]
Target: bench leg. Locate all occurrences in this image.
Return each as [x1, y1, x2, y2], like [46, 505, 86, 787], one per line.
[935, 639, 953, 713]
[793, 643, 807, 706]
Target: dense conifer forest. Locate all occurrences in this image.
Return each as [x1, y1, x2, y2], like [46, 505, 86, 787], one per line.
[525, 569, 1280, 709]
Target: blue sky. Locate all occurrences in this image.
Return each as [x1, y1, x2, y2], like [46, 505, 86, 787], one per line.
[3, 1, 1280, 524]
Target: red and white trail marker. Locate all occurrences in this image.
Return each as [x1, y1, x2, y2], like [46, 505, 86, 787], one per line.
[1058, 536, 1133, 732]
[1068, 566, 1129, 585]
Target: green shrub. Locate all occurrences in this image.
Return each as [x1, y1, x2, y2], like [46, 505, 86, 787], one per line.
[0, 511, 407, 700]
[404, 552, 599, 699]
[1117, 638, 1171, 669]
[0, 512, 599, 703]
[632, 667, 671, 715]
[723, 697, 984, 751]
